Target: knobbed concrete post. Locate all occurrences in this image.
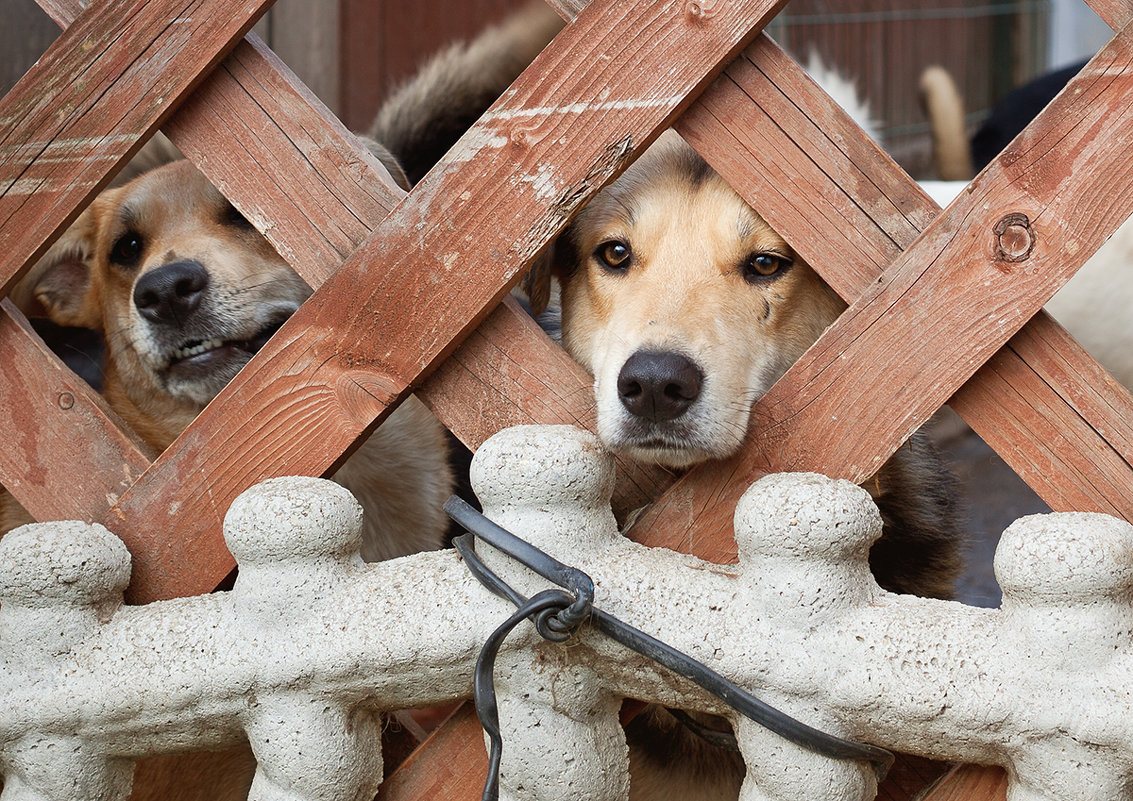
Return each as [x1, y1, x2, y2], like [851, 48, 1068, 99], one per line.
[2, 424, 1133, 800]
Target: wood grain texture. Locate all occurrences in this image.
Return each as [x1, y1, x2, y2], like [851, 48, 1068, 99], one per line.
[162, 35, 405, 285]
[874, 755, 951, 801]
[919, 764, 1008, 801]
[625, 30, 1133, 557]
[377, 703, 488, 799]
[261, 0, 340, 115]
[1084, 0, 1133, 30]
[0, 0, 273, 291]
[96, 0, 786, 603]
[0, 299, 152, 522]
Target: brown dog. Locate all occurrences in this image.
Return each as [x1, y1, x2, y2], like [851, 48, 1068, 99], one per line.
[11, 153, 453, 563]
[526, 127, 963, 800]
[532, 128, 962, 597]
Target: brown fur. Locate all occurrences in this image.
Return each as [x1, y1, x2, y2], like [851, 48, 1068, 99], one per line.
[369, 2, 564, 185]
[529, 129, 963, 800]
[8, 158, 454, 563]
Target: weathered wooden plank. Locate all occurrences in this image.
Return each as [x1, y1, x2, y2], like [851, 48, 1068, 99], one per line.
[626, 30, 1133, 557]
[101, 0, 785, 603]
[679, 37, 935, 297]
[261, 0, 340, 115]
[161, 35, 404, 285]
[875, 755, 951, 801]
[1084, 0, 1133, 31]
[1000, 320, 1133, 465]
[377, 703, 488, 799]
[0, 299, 153, 522]
[0, 0, 274, 293]
[950, 336, 1133, 518]
[919, 764, 1008, 801]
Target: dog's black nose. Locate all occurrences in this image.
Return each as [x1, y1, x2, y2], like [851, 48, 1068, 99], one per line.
[134, 260, 209, 324]
[617, 350, 703, 422]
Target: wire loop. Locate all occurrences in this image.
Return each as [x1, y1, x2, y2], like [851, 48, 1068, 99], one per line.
[445, 496, 894, 801]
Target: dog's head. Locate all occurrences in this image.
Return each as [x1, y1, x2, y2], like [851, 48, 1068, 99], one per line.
[538, 131, 846, 468]
[26, 160, 310, 446]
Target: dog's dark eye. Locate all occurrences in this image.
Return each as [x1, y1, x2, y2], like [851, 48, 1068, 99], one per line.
[221, 203, 254, 230]
[110, 232, 145, 268]
[742, 252, 791, 283]
[595, 240, 631, 272]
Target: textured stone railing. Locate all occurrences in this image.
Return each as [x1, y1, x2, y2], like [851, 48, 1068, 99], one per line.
[2, 424, 1133, 800]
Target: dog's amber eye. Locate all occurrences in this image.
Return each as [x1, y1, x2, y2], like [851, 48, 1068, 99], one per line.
[110, 232, 144, 268]
[595, 240, 631, 271]
[743, 252, 790, 282]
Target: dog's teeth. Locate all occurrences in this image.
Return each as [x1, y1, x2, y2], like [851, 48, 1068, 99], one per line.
[172, 338, 224, 361]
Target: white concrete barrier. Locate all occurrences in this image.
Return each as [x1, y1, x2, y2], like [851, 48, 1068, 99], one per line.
[2, 424, 1131, 800]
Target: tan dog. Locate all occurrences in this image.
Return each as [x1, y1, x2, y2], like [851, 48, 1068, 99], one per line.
[528, 129, 963, 801]
[533, 128, 962, 597]
[7, 154, 452, 563]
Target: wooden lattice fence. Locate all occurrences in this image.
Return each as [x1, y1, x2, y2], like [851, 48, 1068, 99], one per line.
[3, 0, 1133, 798]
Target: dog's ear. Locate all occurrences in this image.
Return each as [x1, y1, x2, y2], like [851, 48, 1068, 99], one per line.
[16, 210, 101, 329]
[521, 231, 580, 317]
[521, 247, 554, 317]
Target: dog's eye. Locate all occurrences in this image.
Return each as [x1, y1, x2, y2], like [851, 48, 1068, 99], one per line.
[221, 203, 255, 230]
[742, 252, 791, 282]
[110, 232, 144, 268]
[595, 240, 631, 271]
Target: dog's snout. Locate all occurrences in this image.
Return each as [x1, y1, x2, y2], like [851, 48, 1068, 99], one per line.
[617, 350, 703, 422]
[134, 260, 209, 324]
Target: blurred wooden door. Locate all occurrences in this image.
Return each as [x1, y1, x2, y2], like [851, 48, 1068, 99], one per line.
[338, 0, 531, 130]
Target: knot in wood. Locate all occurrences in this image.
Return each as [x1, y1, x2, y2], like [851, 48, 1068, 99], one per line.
[685, 0, 718, 21]
[994, 213, 1034, 263]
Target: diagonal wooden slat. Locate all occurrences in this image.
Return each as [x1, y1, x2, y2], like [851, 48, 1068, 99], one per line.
[0, 0, 273, 524]
[1082, 0, 1133, 30]
[0, 0, 273, 290]
[667, 35, 1133, 534]
[630, 28, 1133, 557]
[0, 299, 153, 522]
[81, 0, 788, 603]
